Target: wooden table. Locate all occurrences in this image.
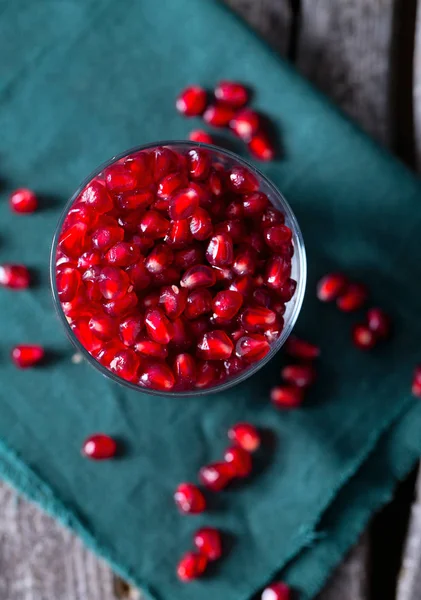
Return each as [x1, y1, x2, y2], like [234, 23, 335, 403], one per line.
[2, 1, 421, 598]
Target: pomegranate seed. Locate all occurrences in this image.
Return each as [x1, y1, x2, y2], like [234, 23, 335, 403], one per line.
[88, 314, 117, 341]
[158, 285, 187, 319]
[145, 244, 174, 274]
[412, 379, 421, 398]
[232, 248, 257, 277]
[279, 278, 297, 302]
[229, 166, 259, 193]
[208, 168, 224, 196]
[187, 149, 211, 180]
[126, 261, 151, 292]
[224, 356, 246, 377]
[119, 315, 143, 346]
[80, 180, 113, 214]
[59, 222, 88, 258]
[212, 266, 234, 284]
[271, 385, 303, 409]
[92, 223, 124, 251]
[199, 462, 235, 491]
[180, 264, 216, 289]
[213, 290, 243, 320]
[224, 446, 252, 477]
[165, 219, 193, 247]
[174, 482, 206, 514]
[215, 219, 246, 244]
[82, 434, 117, 460]
[169, 186, 200, 220]
[184, 289, 213, 320]
[253, 288, 272, 307]
[413, 365, 421, 386]
[174, 245, 204, 269]
[229, 109, 260, 141]
[11, 344, 44, 368]
[116, 189, 154, 212]
[265, 255, 290, 290]
[78, 251, 101, 270]
[243, 192, 269, 216]
[139, 361, 175, 390]
[190, 208, 213, 241]
[262, 207, 285, 227]
[177, 552, 208, 582]
[235, 334, 270, 363]
[105, 242, 140, 267]
[189, 130, 214, 144]
[229, 275, 254, 297]
[103, 292, 138, 317]
[317, 273, 347, 302]
[174, 353, 196, 387]
[197, 330, 234, 360]
[215, 80, 248, 107]
[352, 323, 376, 350]
[261, 581, 291, 600]
[203, 103, 236, 127]
[248, 133, 275, 161]
[150, 146, 180, 181]
[264, 225, 292, 251]
[176, 86, 207, 116]
[285, 336, 320, 360]
[55, 266, 81, 302]
[240, 307, 277, 332]
[124, 152, 154, 187]
[157, 171, 187, 201]
[145, 308, 174, 344]
[71, 318, 103, 352]
[337, 282, 368, 312]
[139, 211, 170, 238]
[189, 317, 210, 338]
[171, 317, 192, 351]
[134, 337, 168, 359]
[206, 233, 234, 267]
[98, 267, 130, 300]
[104, 164, 137, 193]
[228, 422, 260, 452]
[194, 527, 222, 561]
[9, 188, 38, 213]
[0, 265, 30, 290]
[110, 348, 140, 381]
[281, 364, 316, 388]
[195, 360, 221, 388]
[367, 308, 391, 339]
[264, 316, 284, 343]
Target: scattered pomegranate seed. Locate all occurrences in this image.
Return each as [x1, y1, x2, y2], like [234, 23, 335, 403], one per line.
[366, 307, 391, 339]
[261, 581, 291, 600]
[352, 323, 376, 350]
[203, 103, 236, 127]
[176, 86, 208, 117]
[337, 282, 368, 312]
[228, 423, 261, 452]
[189, 130, 214, 144]
[248, 133, 275, 161]
[317, 273, 347, 302]
[236, 334, 270, 362]
[9, 188, 38, 213]
[271, 385, 303, 409]
[229, 109, 261, 141]
[174, 483, 206, 514]
[199, 462, 235, 491]
[215, 81, 249, 107]
[197, 330, 234, 360]
[177, 551, 208, 582]
[224, 446, 252, 477]
[11, 344, 45, 368]
[81, 434, 117, 460]
[284, 336, 320, 361]
[281, 364, 316, 388]
[194, 527, 222, 561]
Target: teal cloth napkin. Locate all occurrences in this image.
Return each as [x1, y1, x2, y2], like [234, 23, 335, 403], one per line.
[1, 1, 421, 598]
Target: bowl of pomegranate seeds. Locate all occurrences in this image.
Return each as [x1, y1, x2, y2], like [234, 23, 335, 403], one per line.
[50, 142, 306, 395]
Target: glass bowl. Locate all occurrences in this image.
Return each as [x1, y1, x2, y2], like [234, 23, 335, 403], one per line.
[50, 141, 306, 396]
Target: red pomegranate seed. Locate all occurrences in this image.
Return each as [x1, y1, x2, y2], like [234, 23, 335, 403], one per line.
[279, 278, 297, 302]
[104, 164, 137, 193]
[243, 192, 269, 216]
[139, 210, 170, 238]
[80, 180, 113, 214]
[159, 285, 187, 319]
[145, 308, 174, 344]
[78, 251, 101, 270]
[212, 266, 234, 284]
[199, 462, 235, 491]
[11, 344, 44, 368]
[190, 208, 213, 241]
[367, 307, 391, 339]
[271, 385, 303, 409]
[412, 376, 421, 398]
[229, 166, 259, 193]
[109, 348, 140, 381]
[177, 552, 208, 582]
[224, 446, 252, 477]
[337, 282, 368, 312]
[98, 266, 130, 300]
[215, 219, 246, 244]
[169, 186, 200, 220]
[194, 527, 222, 561]
[215, 80, 248, 108]
[208, 168, 224, 196]
[105, 242, 140, 267]
[134, 337, 168, 359]
[232, 247, 257, 277]
[229, 108, 261, 141]
[203, 103, 236, 127]
[71, 318, 102, 352]
[150, 146, 180, 181]
[124, 152, 154, 187]
[126, 261, 151, 292]
[88, 314, 117, 341]
[413, 365, 421, 386]
[229, 275, 254, 297]
[317, 273, 348, 302]
[139, 361, 175, 390]
[187, 149, 211, 180]
[180, 264, 216, 289]
[195, 360, 221, 388]
[157, 171, 187, 200]
[262, 207, 285, 227]
[206, 233, 234, 267]
[264, 225, 292, 251]
[174, 482, 206, 514]
[248, 133, 275, 161]
[265, 255, 290, 290]
[189, 317, 210, 338]
[165, 219, 193, 247]
[352, 323, 376, 350]
[119, 315, 143, 346]
[197, 330, 234, 360]
[235, 334, 270, 362]
[184, 289, 213, 320]
[228, 422, 260, 452]
[91, 223, 124, 251]
[213, 290, 243, 320]
[285, 336, 320, 360]
[189, 130, 214, 144]
[59, 222, 88, 258]
[56, 267, 81, 302]
[174, 245, 204, 269]
[176, 85, 207, 117]
[116, 189, 154, 212]
[252, 288, 272, 307]
[174, 353, 197, 387]
[281, 364, 316, 388]
[240, 307, 277, 332]
[9, 188, 38, 213]
[261, 581, 291, 600]
[103, 292, 138, 317]
[264, 315, 284, 343]
[82, 434, 117, 460]
[145, 244, 174, 274]
[171, 317, 193, 351]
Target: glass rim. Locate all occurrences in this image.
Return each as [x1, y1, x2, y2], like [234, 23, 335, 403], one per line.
[50, 140, 307, 397]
